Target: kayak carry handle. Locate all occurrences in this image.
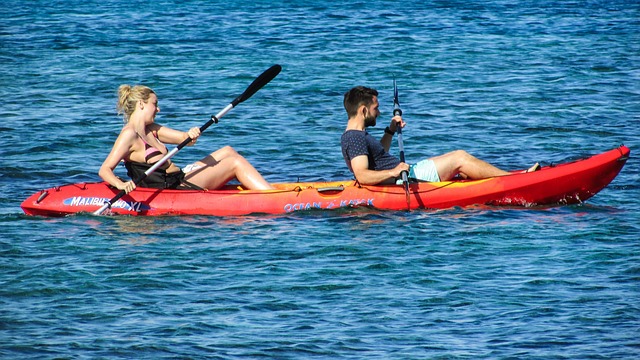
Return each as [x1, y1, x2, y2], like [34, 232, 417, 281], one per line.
[317, 186, 345, 193]
[36, 190, 49, 203]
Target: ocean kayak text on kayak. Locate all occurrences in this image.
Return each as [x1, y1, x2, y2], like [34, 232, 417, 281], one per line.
[284, 198, 375, 213]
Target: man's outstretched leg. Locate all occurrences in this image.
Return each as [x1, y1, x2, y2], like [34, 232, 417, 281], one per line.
[431, 150, 538, 181]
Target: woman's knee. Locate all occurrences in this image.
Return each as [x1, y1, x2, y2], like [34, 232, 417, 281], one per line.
[209, 145, 238, 158]
[223, 145, 238, 153]
[224, 149, 249, 171]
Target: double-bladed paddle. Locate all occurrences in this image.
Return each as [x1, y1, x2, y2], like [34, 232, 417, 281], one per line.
[93, 64, 282, 215]
[393, 77, 410, 210]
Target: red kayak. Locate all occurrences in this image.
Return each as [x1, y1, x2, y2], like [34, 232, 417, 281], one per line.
[21, 146, 630, 217]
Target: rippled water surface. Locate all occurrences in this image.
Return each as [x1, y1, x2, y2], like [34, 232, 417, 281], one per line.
[1, 0, 639, 358]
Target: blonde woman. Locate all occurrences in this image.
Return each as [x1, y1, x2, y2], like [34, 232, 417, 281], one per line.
[99, 85, 273, 193]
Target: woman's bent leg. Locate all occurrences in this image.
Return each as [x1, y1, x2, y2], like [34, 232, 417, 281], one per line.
[184, 146, 273, 190]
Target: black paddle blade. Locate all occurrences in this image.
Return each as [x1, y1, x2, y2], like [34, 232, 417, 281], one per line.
[393, 77, 402, 116]
[393, 78, 398, 104]
[231, 64, 282, 107]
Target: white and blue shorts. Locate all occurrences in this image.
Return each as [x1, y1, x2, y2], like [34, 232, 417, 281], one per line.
[396, 159, 441, 184]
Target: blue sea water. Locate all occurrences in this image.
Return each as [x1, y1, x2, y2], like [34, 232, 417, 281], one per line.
[1, 0, 639, 358]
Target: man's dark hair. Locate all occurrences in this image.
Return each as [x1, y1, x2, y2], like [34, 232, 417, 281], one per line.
[343, 86, 378, 118]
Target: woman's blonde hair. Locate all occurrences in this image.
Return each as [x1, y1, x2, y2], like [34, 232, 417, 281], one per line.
[116, 84, 155, 123]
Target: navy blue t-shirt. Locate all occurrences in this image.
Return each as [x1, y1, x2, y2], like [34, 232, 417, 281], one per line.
[341, 130, 400, 173]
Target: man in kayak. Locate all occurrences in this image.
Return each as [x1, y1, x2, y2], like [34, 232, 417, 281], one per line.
[99, 84, 274, 193]
[341, 86, 539, 185]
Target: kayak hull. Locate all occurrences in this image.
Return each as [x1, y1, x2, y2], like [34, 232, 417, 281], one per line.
[21, 146, 630, 217]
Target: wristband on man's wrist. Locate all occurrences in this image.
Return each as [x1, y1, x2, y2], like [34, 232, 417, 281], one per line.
[384, 126, 395, 135]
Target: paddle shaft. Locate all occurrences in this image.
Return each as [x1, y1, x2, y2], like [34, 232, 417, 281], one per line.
[393, 78, 410, 210]
[394, 108, 406, 164]
[93, 65, 282, 215]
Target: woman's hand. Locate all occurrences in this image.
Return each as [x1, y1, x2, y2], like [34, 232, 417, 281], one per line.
[118, 180, 136, 194]
[187, 127, 200, 145]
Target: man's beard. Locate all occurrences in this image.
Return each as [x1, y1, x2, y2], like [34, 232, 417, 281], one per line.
[364, 114, 376, 127]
